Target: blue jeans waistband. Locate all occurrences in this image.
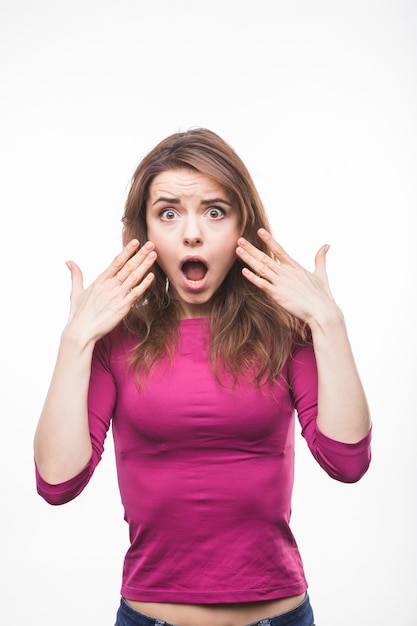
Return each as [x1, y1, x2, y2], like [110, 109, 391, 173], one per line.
[115, 594, 315, 626]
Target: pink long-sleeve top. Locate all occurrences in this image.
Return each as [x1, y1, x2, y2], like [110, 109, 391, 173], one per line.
[36, 318, 371, 603]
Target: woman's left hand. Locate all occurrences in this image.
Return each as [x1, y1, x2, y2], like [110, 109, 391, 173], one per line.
[236, 228, 336, 323]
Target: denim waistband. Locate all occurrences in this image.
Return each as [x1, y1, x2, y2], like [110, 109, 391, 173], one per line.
[115, 593, 315, 626]
[116, 599, 177, 626]
[247, 592, 315, 625]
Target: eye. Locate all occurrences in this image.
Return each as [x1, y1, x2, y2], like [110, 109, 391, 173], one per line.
[205, 206, 225, 220]
[159, 208, 178, 221]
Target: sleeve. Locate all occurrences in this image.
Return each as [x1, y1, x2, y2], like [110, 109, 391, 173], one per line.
[35, 335, 117, 505]
[288, 343, 372, 483]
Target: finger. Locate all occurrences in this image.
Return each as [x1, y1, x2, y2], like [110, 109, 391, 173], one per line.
[114, 241, 155, 285]
[313, 244, 334, 299]
[65, 260, 84, 299]
[314, 244, 330, 279]
[236, 239, 278, 281]
[237, 230, 289, 281]
[256, 229, 299, 267]
[241, 265, 275, 294]
[116, 247, 157, 290]
[128, 270, 155, 299]
[101, 239, 141, 282]
[120, 249, 157, 292]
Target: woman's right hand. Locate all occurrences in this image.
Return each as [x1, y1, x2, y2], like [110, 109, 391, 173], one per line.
[34, 238, 156, 483]
[65, 239, 156, 346]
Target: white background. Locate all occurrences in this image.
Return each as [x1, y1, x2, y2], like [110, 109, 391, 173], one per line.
[1, 1, 416, 624]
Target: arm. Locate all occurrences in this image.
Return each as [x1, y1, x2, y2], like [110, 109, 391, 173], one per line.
[289, 342, 371, 482]
[307, 303, 370, 443]
[236, 229, 371, 445]
[34, 239, 156, 485]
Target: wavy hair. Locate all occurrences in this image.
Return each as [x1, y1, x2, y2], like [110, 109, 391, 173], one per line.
[121, 128, 306, 386]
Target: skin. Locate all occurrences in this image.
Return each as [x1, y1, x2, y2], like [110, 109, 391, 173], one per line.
[34, 167, 371, 626]
[146, 168, 241, 319]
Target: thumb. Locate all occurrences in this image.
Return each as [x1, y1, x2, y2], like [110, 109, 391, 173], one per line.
[65, 260, 84, 298]
[314, 244, 334, 299]
[314, 244, 330, 278]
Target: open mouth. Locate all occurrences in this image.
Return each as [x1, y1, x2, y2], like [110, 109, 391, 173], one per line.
[181, 259, 208, 282]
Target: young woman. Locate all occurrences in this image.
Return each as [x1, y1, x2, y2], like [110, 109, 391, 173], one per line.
[34, 128, 372, 626]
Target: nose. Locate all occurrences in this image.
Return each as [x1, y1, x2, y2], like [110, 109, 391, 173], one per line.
[184, 235, 202, 246]
[183, 215, 203, 246]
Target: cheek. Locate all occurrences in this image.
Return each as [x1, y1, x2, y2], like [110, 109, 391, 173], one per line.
[222, 236, 239, 263]
[148, 228, 172, 256]
[215, 245, 238, 278]
[153, 244, 176, 277]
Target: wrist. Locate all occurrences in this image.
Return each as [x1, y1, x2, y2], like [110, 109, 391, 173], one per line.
[306, 302, 346, 336]
[60, 324, 97, 356]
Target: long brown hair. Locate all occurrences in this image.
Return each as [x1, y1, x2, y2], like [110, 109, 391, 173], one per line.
[122, 128, 306, 386]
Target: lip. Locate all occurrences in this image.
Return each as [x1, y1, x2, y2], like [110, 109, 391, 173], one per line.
[180, 255, 209, 292]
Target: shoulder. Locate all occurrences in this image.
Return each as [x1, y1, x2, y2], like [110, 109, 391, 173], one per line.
[287, 337, 317, 378]
[94, 323, 138, 362]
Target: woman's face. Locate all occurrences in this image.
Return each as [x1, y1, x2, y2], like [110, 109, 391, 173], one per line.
[146, 168, 241, 319]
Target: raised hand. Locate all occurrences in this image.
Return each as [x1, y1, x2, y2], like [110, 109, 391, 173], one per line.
[236, 228, 336, 324]
[65, 239, 156, 344]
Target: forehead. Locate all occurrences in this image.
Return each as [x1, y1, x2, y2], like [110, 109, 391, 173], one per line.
[148, 168, 230, 201]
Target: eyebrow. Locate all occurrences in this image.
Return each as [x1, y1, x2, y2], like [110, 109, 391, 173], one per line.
[152, 196, 232, 207]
